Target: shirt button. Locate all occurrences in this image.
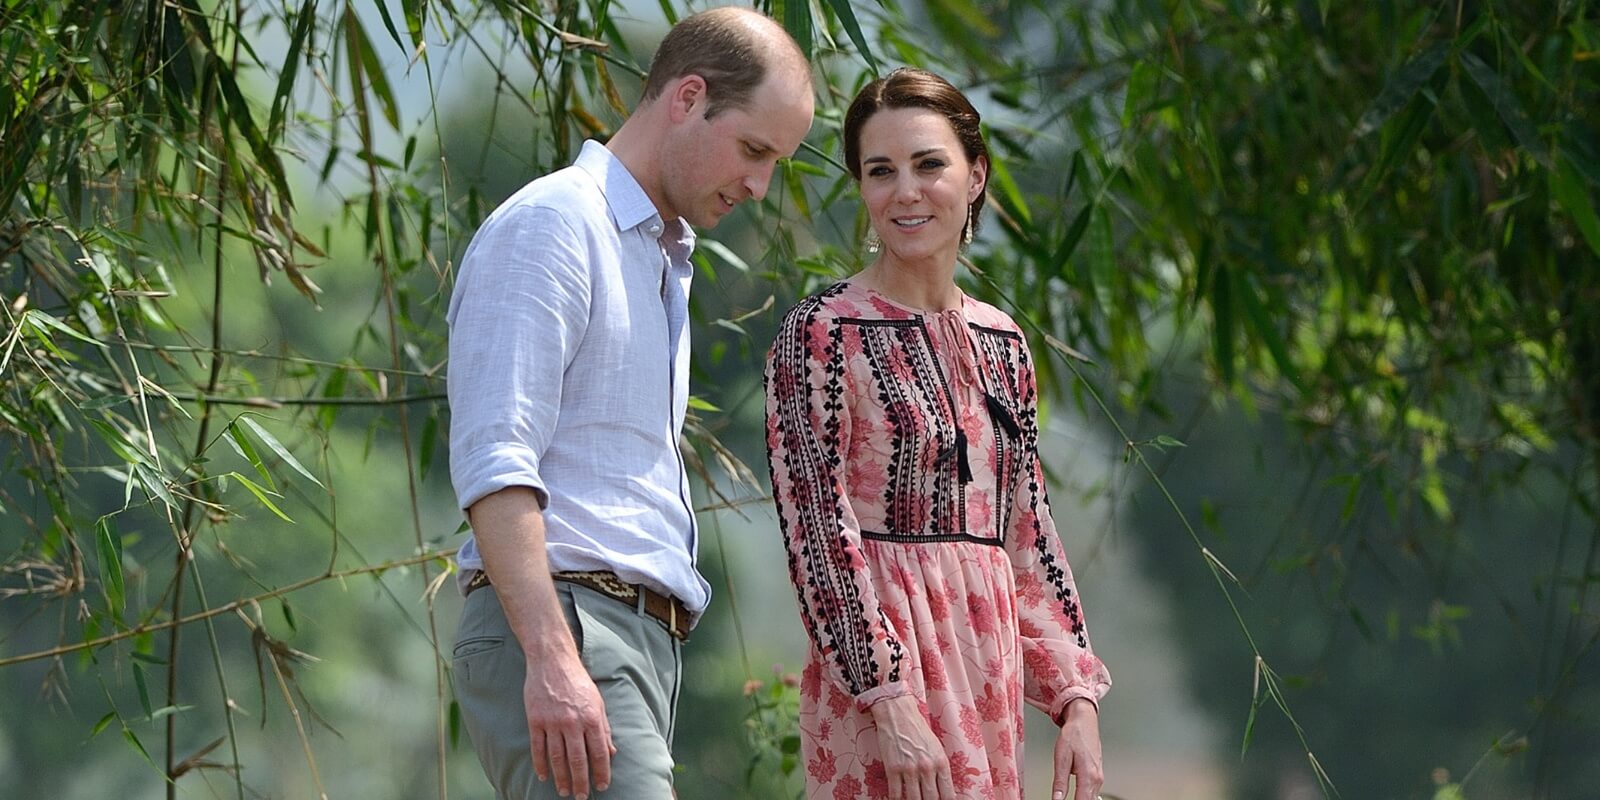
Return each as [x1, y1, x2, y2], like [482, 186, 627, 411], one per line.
[647, 224, 662, 236]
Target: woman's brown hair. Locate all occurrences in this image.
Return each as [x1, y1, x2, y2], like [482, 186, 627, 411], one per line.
[842, 68, 989, 239]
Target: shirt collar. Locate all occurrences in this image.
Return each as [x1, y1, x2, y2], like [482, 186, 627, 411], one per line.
[574, 140, 685, 240]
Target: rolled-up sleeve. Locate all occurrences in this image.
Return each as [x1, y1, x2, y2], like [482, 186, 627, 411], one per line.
[447, 205, 589, 512]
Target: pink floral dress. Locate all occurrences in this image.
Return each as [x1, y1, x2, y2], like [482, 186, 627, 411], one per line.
[764, 281, 1112, 800]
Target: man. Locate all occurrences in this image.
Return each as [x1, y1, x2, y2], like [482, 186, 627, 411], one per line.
[446, 7, 813, 800]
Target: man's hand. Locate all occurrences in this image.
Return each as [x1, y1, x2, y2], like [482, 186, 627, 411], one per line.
[870, 694, 955, 800]
[468, 488, 616, 799]
[526, 651, 614, 799]
[1051, 698, 1103, 800]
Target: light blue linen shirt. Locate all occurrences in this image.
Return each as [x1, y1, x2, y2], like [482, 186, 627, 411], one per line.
[447, 140, 708, 617]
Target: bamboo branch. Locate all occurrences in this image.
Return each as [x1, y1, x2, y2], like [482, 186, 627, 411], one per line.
[0, 550, 457, 669]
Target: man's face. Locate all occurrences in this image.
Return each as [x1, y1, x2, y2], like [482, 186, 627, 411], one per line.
[660, 70, 814, 229]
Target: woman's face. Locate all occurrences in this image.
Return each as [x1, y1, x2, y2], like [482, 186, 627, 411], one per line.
[856, 106, 986, 265]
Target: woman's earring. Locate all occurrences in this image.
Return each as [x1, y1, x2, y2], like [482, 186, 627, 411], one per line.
[963, 207, 975, 246]
[865, 228, 881, 254]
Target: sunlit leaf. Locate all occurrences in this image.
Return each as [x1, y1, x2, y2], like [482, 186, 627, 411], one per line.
[229, 472, 294, 523]
[701, 239, 751, 273]
[225, 421, 275, 491]
[240, 415, 324, 488]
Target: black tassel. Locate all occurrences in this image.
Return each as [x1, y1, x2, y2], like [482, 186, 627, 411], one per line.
[936, 431, 974, 483]
[985, 393, 1021, 439]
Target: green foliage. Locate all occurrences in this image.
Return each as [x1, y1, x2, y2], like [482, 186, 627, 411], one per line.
[741, 668, 805, 799]
[3, 0, 1597, 798]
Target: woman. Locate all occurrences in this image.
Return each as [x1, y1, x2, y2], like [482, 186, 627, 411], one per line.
[764, 68, 1112, 800]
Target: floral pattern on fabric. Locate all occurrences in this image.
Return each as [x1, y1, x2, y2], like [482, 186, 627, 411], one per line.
[765, 281, 1112, 799]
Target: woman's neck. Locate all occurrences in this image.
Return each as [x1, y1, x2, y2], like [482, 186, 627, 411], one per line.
[857, 254, 962, 312]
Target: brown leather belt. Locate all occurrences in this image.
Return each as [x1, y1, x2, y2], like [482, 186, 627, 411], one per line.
[464, 569, 690, 641]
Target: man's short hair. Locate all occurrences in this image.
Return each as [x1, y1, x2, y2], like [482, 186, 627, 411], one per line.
[639, 7, 793, 118]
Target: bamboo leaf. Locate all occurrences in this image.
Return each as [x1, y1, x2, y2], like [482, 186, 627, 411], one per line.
[133, 463, 179, 510]
[701, 239, 751, 273]
[319, 367, 347, 431]
[595, 58, 628, 118]
[1459, 50, 1551, 167]
[1361, 92, 1436, 198]
[174, 0, 293, 203]
[927, 0, 1000, 38]
[1562, 122, 1600, 187]
[345, 9, 402, 130]
[229, 472, 295, 522]
[225, 421, 275, 491]
[1052, 203, 1094, 277]
[373, 0, 408, 53]
[784, 161, 812, 220]
[146, 704, 194, 722]
[1352, 42, 1448, 138]
[1237, 275, 1305, 391]
[25, 309, 106, 348]
[133, 662, 153, 718]
[1122, 60, 1157, 128]
[985, 148, 1031, 226]
[96, 517, 125, 611]
[419, 412, 438, 482]
[403, 0, 427, 47]
[823, 0, 878, 71]
[656, 0, 680, 25]
[122, 728, 161, 774]
[1087, 207, 1115, 315]
[270, 0, 318, 138]
[240, 415, 324, 488]
[1550, 156, 1600, 258]
[782, 0, 813, 59]
[87, 419, 145, 468]
[1241, 691, 1262, 758]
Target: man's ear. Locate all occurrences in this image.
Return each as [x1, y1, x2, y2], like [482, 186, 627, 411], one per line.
[665, 74, 709, 123]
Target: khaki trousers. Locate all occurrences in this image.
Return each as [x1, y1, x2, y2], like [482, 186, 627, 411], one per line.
[453, 582, 682, 799]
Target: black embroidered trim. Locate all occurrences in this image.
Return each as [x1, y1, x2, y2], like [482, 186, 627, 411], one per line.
[968, 322, 1022, 340]
[860, 530, 1005, 546]
[767, 285, 905, 695]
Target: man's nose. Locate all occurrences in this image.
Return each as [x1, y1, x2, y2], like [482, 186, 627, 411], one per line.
[746, 165, 775, 201]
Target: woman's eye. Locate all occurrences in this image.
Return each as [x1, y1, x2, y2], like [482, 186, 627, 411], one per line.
[868, 166, 892, 177]
[919, 159, 945, 170]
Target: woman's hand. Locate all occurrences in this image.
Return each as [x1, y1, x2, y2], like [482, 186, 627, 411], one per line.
[870, 694, 955, 800]
[1052, 698, 1104, 800]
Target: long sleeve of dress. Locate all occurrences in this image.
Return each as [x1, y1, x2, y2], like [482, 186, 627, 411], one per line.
[765, 300, 913, 710]
[1005, 338, 1112, 723]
